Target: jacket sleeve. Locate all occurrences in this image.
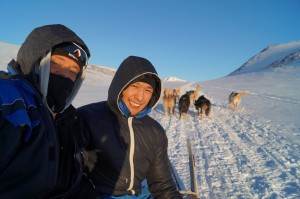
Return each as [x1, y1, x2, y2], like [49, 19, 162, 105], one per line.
[75, 102, 107, 150]
[74, 107, 93, 149]
[0, 112, 24, 172]
[146, 129, 183, 199]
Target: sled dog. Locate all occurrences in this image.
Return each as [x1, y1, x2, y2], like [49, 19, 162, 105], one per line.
[186, 84, 200, 105]
[178, 92, 191, 119]
[229, 90, 250, 111]
[163, 88, 176, 116]
[173, 87, 181, 105]
[194, 95, 211, 119]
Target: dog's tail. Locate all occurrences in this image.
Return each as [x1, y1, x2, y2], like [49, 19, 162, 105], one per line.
[239, 90, 250, 97]
[195, 84, 200, 94]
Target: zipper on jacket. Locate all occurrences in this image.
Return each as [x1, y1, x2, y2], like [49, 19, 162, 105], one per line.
[127, 117, 135, 194]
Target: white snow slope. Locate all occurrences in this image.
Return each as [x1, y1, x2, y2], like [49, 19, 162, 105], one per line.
[1, 41, 300, 198]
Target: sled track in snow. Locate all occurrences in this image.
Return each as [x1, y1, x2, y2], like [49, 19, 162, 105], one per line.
[193, 112, 253, 198]
[192, 106, 300, 198]
[155, 101, 300, 199]
[162, 114, 191, 191]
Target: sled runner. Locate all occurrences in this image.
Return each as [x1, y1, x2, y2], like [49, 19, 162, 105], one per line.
[170, 139, 200, 199]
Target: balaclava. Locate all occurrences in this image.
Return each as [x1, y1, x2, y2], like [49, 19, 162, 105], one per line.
[47, 42, 87, 113]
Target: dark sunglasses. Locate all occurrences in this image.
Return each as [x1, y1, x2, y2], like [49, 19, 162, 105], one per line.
[56, 42, 88, 68]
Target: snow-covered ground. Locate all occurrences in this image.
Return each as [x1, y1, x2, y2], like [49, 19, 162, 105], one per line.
[159, 71, 300, 198]
[1, 41, 300, 198]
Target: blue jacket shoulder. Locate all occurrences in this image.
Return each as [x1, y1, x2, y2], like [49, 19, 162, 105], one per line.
[0, 77, 41, 141]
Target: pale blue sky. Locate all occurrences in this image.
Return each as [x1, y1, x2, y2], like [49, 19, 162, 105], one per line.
[1, 0, 299, 82]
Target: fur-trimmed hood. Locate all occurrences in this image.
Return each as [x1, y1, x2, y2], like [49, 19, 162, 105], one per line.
[16, 24, 90, 112]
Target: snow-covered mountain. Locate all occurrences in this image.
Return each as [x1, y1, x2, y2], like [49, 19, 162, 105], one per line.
[230, 40, 300, 75]
[1, 41, 300, 198]
[163, 76, 187, 82]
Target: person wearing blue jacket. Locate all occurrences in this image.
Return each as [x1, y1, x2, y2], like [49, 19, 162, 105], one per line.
[74, 56, 183, 199]
[0, 24, 90, 198]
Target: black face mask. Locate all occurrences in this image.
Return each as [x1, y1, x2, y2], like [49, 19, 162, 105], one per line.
[47, 73, 75, 113]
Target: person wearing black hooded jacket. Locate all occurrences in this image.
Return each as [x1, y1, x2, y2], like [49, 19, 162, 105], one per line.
[0, 24, 90, 198]
[74, 56, 182, 199]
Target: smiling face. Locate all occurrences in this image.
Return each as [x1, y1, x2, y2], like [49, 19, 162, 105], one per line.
[121, 81, 154, 116]
[50, 54, 81, 82]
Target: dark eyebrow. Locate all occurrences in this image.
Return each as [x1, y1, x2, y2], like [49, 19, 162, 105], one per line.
[146, 85, 154, 90]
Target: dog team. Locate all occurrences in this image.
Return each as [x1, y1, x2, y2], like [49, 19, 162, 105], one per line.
[162, 84, 250, 119]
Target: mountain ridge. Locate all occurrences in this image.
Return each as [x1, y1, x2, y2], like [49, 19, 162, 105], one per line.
[229, 40, 300, 76]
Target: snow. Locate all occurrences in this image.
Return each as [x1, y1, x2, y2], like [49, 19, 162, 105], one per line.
[1, 41, 300, 198]
[158, 66, 300, 198]
[230, 40, 300, 76]
[0, 42, 19, 68]
[163, 76, 188, 82]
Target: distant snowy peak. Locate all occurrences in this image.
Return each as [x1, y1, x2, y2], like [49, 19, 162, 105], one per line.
[229, 40, 300, 76]
[87, 64, 116, 76]
[163, 77, 187, 82]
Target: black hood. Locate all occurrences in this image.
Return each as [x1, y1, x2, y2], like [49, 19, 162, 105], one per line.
[16, 24, 90, 113]
[17, 24, 90, 75]
[107, 56, 162, 115]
